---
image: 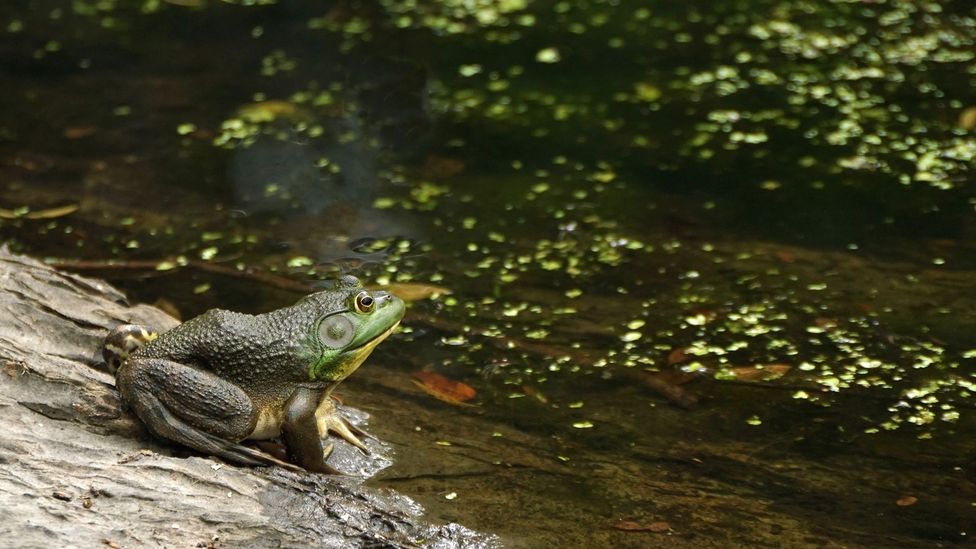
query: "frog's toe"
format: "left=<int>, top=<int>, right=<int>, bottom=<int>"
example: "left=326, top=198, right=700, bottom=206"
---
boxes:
left=315, top=398, right=371, bottom=454
left=321, top=413, right=370, bottom=454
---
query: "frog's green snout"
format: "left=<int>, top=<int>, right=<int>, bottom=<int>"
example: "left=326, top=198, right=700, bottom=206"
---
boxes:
left=371, top=291, right=405, bottom=322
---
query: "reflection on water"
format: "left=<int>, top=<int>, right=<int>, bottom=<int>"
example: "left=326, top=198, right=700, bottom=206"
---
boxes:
left=0, top=0, right=974, bottom=545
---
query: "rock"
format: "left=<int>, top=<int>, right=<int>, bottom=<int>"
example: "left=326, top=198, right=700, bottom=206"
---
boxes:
left=0, top=248, right=494, bottom=548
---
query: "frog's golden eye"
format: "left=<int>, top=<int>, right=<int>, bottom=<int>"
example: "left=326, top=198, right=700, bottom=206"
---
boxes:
left=354, top=291, right=375, bottom=313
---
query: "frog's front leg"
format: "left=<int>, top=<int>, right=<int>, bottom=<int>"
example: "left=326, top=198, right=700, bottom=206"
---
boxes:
left=117, top=357, right=300, bottom=471
left=315, top=397, right=371, bottom=454
left=282, top=388, right=341, bottom=474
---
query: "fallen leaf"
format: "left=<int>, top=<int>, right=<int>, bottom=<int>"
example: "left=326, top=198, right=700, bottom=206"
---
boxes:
left=613, top=520, right=671, bottom=532
left=667, top=347, right=690, bottom=365
left=63, top=126, right=97, bottom=139
left=775, top=250, right=796, bottom=263
left=375, top=282, right=452, bottom=302
left=896, top=495, right=917, bottom=507
left=423, top=154, right=466, bottom=178
left=959, top=107, right=976, bottom=130
left=636, top=371, right=698, bottom=409
left=412, top=371, right=477, bottom=406
left=728, top=364, right=791, bottom=382
left=521, top=384, right=549, bottom=403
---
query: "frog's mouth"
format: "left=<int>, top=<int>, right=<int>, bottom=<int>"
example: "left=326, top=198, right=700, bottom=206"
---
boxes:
left=345, top=321, right=400, bottom=367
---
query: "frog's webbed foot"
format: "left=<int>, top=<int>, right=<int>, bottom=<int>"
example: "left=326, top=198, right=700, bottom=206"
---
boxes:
left=316, top=396, right=372, bottom=454
left=103, top=324, right=158, bottom=375
left=117, top=357, right=300, bottom=472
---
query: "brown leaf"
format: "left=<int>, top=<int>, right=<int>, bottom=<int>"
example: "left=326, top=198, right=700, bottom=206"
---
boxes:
left=959, top=107, right=976, bottom=131
left=729, top=364, right=791, bottom=382
left=775, top=250, right=796, bottom=263
left=896, top=495, right=917, bottom=507
left=520, top=384, right=549, bottom=404
left=423, top=154, right=466, bottom=178
left=63, top=126, right=97, bottom=139
left=636, top=371, right=698, bottom=409
left=814, top=317, right=837, bottom=329
left=613, top=520, right=671, bottom=532
left=412, top=372, right=477, bottom=406
left=667, top=347, right=690, bottom=365
left=375, top=282, right=452, bottom=302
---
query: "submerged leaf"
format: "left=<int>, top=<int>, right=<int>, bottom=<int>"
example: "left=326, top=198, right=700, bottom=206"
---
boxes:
left=727, top=364, right=791, bottom=382
left=896, top=495, right=918, bottom=507
left=667, top=347, right=690, bottom=365
left=412, top=371, right=477, bottom=406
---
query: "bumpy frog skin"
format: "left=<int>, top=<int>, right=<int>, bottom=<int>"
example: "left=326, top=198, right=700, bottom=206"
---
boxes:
left=104, top=275, right=404, bottom=473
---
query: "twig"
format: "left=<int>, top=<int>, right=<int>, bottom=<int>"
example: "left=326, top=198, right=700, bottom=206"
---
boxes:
left=47, top=257, right=314, bottom=294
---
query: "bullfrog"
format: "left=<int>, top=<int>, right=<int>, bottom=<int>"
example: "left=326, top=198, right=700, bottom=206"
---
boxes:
left=102, top=275, right=404, bottom=473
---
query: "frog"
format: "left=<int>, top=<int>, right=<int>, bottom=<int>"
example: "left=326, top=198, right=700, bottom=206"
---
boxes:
left=102, top=275, right=404, bottom=474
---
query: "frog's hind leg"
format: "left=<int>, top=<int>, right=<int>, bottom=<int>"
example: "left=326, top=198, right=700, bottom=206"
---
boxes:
left=117, top=357, right=301, bottom=471
left=134, top=390, right=302, bottom=470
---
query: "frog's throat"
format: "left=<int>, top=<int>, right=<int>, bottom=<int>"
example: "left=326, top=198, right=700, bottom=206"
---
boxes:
left=314, top=321, right=400, bottom=388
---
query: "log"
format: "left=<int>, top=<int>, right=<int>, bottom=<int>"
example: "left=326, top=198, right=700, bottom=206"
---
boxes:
left=0, top=248, right=493, bottom=548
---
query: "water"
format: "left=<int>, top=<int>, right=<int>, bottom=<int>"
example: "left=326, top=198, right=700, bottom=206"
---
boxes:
left=1, top=0, right=974, bottom=546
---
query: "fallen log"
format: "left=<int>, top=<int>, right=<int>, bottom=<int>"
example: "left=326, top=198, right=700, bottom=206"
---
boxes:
left=0, top=248, right=493, bottom=548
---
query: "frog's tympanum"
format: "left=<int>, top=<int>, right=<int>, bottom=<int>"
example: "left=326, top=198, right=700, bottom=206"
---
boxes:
left=102, top=276, right=404, bottom=473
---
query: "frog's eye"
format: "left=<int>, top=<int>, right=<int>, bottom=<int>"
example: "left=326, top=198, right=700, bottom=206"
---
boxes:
left=354, top=291, right=375, bottom=314
left=319, top=315, right=355, bottom=348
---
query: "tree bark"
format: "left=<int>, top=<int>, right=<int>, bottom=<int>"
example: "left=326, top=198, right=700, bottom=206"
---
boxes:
left=0, top=248, right=493, bottom=548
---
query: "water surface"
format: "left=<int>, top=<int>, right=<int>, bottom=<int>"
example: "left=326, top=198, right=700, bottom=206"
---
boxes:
left=1, top=0, right=974, bottom=546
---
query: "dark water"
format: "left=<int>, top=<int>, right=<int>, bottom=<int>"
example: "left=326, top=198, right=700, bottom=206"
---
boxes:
left=1, top=0, right=974, bottom=546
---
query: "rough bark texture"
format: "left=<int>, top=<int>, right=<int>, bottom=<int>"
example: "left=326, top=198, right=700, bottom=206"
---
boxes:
left=0, top=249, right=494, bottom=548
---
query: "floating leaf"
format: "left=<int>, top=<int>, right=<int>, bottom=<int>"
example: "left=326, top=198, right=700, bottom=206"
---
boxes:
left=412, top=371, right=477, bottom=406
left=238, top=100, right=311, bottom=123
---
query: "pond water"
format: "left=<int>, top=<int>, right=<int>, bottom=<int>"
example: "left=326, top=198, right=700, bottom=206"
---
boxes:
left=1, top=0, right=974, bottom=546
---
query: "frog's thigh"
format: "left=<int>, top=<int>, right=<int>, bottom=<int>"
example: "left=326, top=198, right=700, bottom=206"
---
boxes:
left=117, top=357, right=256, bottom=443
